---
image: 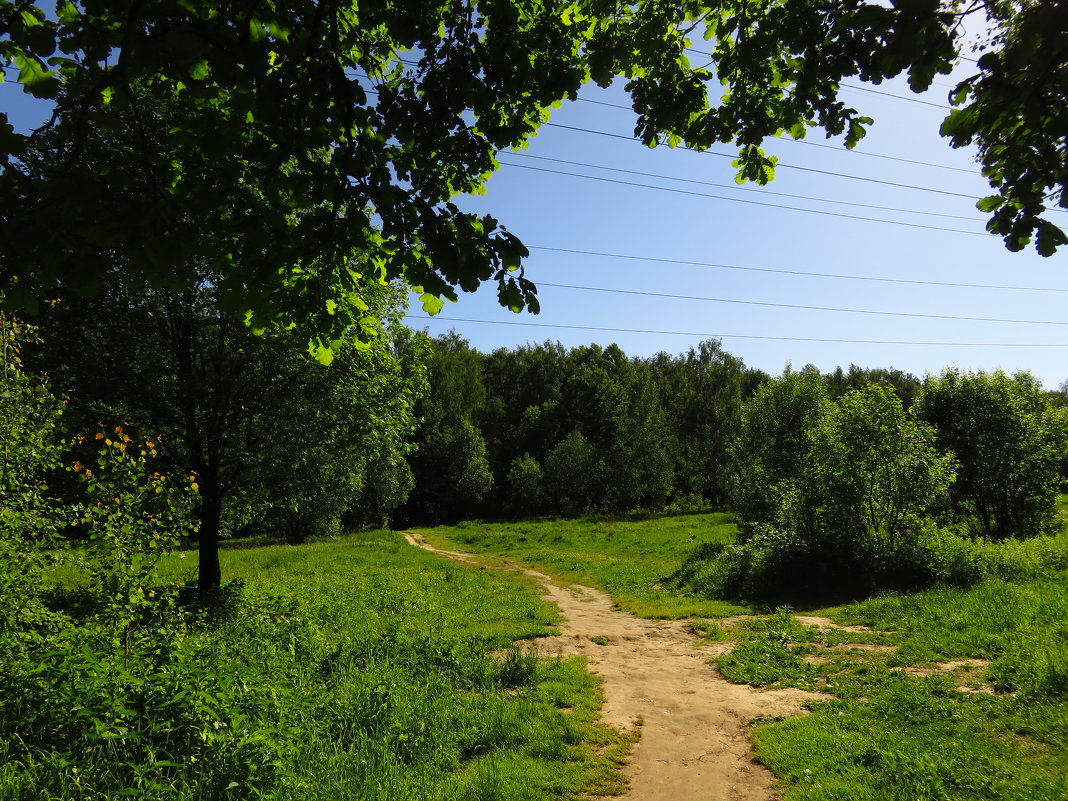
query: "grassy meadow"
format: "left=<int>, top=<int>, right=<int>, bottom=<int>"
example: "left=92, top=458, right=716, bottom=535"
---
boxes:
left=419, top=502, right=1068, bottom=801
left=6, top=531, right=630, bottom=801
left=413, top=512, right=747, bottom=618
left=13, top=500, right=1067, bottom=800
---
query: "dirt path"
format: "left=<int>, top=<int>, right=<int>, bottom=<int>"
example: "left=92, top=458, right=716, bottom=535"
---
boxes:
left=402, top=533, right=820, bottom=801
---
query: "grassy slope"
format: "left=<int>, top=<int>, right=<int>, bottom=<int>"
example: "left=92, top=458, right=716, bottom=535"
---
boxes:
left=414, top=512, right=748, bottom=618
left=419, top=502, right=1068, bottom=801
left=12, top=530, right=630, bottom=801
left=216, top=532, right=635, bottom=801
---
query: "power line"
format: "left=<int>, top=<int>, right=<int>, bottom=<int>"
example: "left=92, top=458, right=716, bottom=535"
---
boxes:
left=543, top=122, right=983, bottom=201
left=840, top=82, right=950, bottom=110
left=408, top=315, right=1068, bottom=348
left=774, top=131, right=974, bottom=174
left=0, top=64, right=979, bottom=181
left=538, top=282, right=1068, bottom=325
left=363, top=78, right=977, bottom=184
left=498, top=159, right=986, bottom=236
left=687, top=44, right=965, bottom=108
left=507, top=151, right=983, bottom=222
left=576, top=95, right=976, bottom=174
left=527, top=245, right=1068, bottom=293
left=684, top=46, right=953, bottom=109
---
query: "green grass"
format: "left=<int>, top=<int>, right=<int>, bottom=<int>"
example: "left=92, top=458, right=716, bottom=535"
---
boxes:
left=25, top=500, right=1067, bottom=801
left=4, top=529, right=631, bottom=801
left=716, top=609, right=824, bottom=691
left=416, top=504, right=1068, bottom=801
left=715, top=526, right=1068, bottom=801
left=413, top=513, right=748, bottom=618
left=752, top=671, right=1066, bottom=801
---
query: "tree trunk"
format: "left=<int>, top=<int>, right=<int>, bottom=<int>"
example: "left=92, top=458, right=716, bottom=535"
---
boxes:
left=197, top=487, right=223, bottom=594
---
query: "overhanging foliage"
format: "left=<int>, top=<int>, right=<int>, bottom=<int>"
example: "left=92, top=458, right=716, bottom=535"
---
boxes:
left=1, top=1, right=1064, bottom=358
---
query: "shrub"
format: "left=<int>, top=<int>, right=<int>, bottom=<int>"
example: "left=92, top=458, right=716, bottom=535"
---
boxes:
left=694, top=523, right=988, bottom=603
left=506, top=453, right=545, bottom=517
left=543, top=431, right=601, bottom=516
left=719, top=380, right=960, bottom=600
left=0, top=315, right=66, bottom=658
left=917, top=368, right=1066, bottom=540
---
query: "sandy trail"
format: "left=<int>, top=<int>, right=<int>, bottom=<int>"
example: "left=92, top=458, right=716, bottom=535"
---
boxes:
left=403, top=532, right=820, bottom=801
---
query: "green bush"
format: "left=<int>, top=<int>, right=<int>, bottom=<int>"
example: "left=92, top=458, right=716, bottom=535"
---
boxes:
left=687, top=521, right=990, bottom=603
left=506, top=453, right=545, bottom=517
left=718, top=380, right=959, bottom=600
left=544, top=431, right=601, bottom=516
left=918, top=369, right=1066, bottom=540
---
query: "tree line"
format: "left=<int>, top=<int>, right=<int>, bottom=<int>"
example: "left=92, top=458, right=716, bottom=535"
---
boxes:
left=399, top=331, right=1067, bottom=535
left=714, top=366, right=1068, bottom=600
left=15, top=306, right=1067, bottom=599
left=401, top=333, right=763, bottom=522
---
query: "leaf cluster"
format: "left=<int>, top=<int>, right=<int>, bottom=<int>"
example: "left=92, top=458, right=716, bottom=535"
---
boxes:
left=1, top=1, right=1063, bottom=362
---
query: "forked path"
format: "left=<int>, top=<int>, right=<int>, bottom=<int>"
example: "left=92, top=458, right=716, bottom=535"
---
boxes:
left=402, top=532, right=819, bottom=801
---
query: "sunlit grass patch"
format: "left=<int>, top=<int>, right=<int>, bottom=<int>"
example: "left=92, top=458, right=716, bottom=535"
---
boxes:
left=751, top=669, right=1067, bottom=801
left=13, top=529, right=628, bottom=801
left=414, top=513, right=749, bottom=618
left=718, top=538, right=1068, bottom=801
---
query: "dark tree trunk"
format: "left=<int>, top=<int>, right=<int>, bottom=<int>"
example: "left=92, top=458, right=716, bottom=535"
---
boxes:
left=197, top=486, right=223, bottom=594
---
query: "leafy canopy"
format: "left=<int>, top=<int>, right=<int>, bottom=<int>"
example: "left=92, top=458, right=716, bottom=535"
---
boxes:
left=1, top=1, right=1064, bottom=353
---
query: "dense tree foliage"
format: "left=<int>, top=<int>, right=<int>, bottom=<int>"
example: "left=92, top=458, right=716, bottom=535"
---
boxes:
left=0, top=315, right=64, bottom=644
left=649, top=341, right=750, bottom=505
left=0, top=315, right=59, bottom=538
left=822, top=364, right=922, bottom=407
left=405, top=332, right=493, bottom=522
left=401, top=333, right=962, bottom=526
left=699, top=367, right=1068, bottom=601
left=29, top=281, right=428, bottom=589
left=917, top=368, right=1068, bottom=540
left=505, top=452, right=546, bottom=517
left=830, top=384, right=955, bottom=551
left=718, top=376, right=962, bottom=598
left=939, top=0, right=1068, bottom=256
left=402, top=333, right=766, bottom=521
left=729, top=367, right=832, bottom=525
left=2, top=1, right=1065, bottom=359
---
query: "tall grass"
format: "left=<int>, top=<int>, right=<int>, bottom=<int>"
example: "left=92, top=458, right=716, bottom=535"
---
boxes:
left=1, top=530, right=628, bottom=800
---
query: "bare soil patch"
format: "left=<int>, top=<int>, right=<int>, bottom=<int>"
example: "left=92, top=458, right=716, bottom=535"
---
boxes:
left=791, top=614, right=994, bottom=694
left=404, top=533, right=820, bottom=801
left=793, top=615, right=887, bottom=635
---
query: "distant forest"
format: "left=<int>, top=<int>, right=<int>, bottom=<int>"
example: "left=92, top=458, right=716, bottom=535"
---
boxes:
left=400, top=332, right=962, bottom=524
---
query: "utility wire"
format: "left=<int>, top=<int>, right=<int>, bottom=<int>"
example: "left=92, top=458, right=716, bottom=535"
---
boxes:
left=543, top=122, right=983, bottom=201
left=408, top=315, right=1068, bottom=348
left=360, top=76, right=977, bottom=184
left=575, top=96, right=976, bottom=175
left=526, top=245, right=1068, bottom=293
left=840, top=81, right=950, bottom=109
left=537, top=282, right=1068, bottom=325
left=507, top=151, right=983, bottom=222
left=498, top=159, right=986, bottom=236
left=683, top=46, right=954, bottom=109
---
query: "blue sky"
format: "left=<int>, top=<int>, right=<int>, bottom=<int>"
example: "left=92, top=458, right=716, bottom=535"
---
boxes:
left=411, top=64, right=1068, bottom=389
left=4, top=56, right=1065, bottom=389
